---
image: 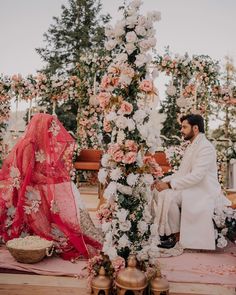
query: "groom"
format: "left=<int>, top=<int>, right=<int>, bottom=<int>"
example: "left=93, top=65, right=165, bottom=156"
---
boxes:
left=153, top=114, right=225, bottom=250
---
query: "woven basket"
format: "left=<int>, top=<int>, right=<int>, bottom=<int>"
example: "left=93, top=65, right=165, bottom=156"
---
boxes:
left=6, top=236, right=54, bottom=264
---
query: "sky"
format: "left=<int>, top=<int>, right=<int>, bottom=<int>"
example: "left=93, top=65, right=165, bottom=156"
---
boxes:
left=0, top=0, right=236, bottom=113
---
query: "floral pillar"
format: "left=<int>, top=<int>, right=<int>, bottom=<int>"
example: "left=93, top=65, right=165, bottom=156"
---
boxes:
left=97, top=0, right=163, bottom=263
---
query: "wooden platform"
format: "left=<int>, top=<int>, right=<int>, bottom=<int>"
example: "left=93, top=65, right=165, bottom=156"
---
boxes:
left=0, top=273, right=235, bottom=295
left=0, top=184, right=236, bottom=295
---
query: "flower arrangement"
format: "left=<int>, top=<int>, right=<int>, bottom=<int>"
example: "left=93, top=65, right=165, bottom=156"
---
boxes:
left=165, top=141, right=189, bottom=173
left=155, top=52, right=220, bottom=117
left=87, top=252, right=125, bottom=286
left=216, top=150, right=228, bottom=190
left=96, top=0, right=164, bottom=265
left=213, top=207, right=236, bottom=248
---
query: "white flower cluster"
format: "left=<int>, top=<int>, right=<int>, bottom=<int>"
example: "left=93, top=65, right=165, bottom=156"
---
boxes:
left=213, top=207, right=236, bottom=248
left=104, top=1, right=161, bottom=68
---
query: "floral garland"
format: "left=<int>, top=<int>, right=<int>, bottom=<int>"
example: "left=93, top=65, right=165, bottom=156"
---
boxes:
left=213, top=207, right=236, bottom=248
left=74, top=51, right=111, bottom=150
left=155, top=52, right=220, bottom=122
left=216, top=150, right=228, bottom=190
left=96, top=0, right=164, bottom=265
left=0, top=75, right=11, bottom=166
left=165, top=141, right=189, bottom=173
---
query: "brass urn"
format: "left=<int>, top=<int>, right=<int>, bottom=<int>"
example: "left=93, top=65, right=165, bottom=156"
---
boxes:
left=91, top=266, right=112, bottom=295
left=115, top=255, right=147, bottom=295
left=150, top=267, right=169, bottom=295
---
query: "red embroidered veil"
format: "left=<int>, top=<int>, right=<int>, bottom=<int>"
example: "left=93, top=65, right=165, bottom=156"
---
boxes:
left=0, top=113, right=102, bottom=259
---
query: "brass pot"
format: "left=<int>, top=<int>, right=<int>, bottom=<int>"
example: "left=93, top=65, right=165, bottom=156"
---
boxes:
left=91, top=266, right=112, bottom=295
left=116, top=255, right=147, bottom=294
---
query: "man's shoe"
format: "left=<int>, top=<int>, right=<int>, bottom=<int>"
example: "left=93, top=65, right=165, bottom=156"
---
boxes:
left=158, top=234, right=176, bottom=249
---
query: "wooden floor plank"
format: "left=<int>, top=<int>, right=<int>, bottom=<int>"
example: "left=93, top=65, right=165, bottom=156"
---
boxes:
left=0, top=274, right=235, bottom=295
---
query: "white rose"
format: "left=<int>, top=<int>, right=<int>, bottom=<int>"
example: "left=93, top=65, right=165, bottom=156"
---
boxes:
left=116, top=208, right=129, bottom=223
left=119, top=74, right=132, bottom=86
left=115, top=53, right=128, bottom=63
left=118, top=234, right=131, bottom=248
left=110, top=167, right=122, bottom=181
left=138, top=124, right=149, bottom=139
left=135, top=53, right=151, bottom=67
left=114, top=23, right=125, bottom=37
left=117, top=183, right=133, bottom=195
left=117, top=130, right=126, bottom=144
left=106, top=246, right=118, bottom=261
left=101, top=154, right=111, bottom=167
left=127, top=118, right=136, bottom=131
left=105, top=39, right=117, bottom=51
left=142, top=174, right=154, bottom=185
left=125, top=43, right=136, bottom=55
left=136, top=151, right=144, bottom=167
left=119, top=220, right=132, bottom=232
left=102, top=222, right=111, bottom=233
left=106, top=111, right=117, bottom=122
left=105, top=25, right=114, bottom=38
left=98, top=168, right=108, bottom=184
left=139, top=39, right=151, bottom=52
left=166, top=85, right=176, bottom=96
left=176, top=97, right=188, bottom=108
left=217, top=236, right=228, bottom=248
left=126, top=15, right=138, bottom=28
left=137, top=249, right=149, bottom=261
left=138, top=220, right=148, bottom=234
left=138, top=15, right=147, bottom=26
left=115, top=116, right=128, bottom=129
left=127, top=173, right=139, bottom=186
left=133, top=109, right=147, bottom=123
left=104, top=182, right=117, bottom=199
left=130, top=0, right=142, bottom=9
left=127, top=7, right=137, bottom=16
left=135, top=25, right=147, bottom=36
left=126, top=31, right=137, bottom=43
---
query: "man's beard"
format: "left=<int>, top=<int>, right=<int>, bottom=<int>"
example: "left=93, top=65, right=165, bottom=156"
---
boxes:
left=182, top=129, right=194, bottom=141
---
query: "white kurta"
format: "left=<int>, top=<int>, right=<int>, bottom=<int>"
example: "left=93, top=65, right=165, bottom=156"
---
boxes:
left=154, top=133, right=222, bottom=250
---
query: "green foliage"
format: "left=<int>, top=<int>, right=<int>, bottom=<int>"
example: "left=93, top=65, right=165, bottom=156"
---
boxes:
left=35, top=0, right=111, bottom=132
left=159, top=78, right=181, bottom=146
left=36, top=0, right=110, bottom=74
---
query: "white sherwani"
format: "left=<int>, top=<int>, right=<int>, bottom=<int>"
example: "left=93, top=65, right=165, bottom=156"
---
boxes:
left=154, top=133, right=222, bottom=250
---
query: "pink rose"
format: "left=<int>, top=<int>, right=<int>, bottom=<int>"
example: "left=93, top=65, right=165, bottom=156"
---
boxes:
left=101, top=75, right=112, bottom=89
left=113, top=150, right=124, bottom=162
left=97, top=92, right=111, bottom=109
left=108, top=143, right=121, bottom=155
left=103, top=119, right=112, bottom=133
left=125, top=140, right=138, bottom=152
left=123, top=152, right=137, bottom=164
left=119, top=101, right=133, bottom=115
left=139, top=80, right=154, bottom=93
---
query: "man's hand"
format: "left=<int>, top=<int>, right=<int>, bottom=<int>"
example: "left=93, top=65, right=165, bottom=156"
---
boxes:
left=152, top=180, right=170, bottom=192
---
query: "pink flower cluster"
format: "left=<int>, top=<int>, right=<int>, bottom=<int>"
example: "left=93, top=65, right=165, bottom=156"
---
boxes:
left=107, top=141, right=138, bottom=164
left=111, top=256, right=126, bottom=277
left=182, top=84, right=196, bottom=98
left=143, top=155, right=163, bottom=177
left=139, top=79, right=155, bottom=94
left=97, top=203, right=115, bottom=223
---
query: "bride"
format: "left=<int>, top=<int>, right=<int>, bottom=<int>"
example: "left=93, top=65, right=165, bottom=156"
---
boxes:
left=0, top=113, right=103, bottom=260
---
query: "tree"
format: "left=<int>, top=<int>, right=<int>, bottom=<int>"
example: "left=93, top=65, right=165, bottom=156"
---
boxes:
left=36, top=0, right=110, bottom=74
left=159, top=77, right=181, bottom=146
left=35, top=0, right=110, bottom=133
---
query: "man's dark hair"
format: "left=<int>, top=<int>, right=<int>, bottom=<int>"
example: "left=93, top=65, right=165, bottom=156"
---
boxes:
left=180, top=114, right=205, bottom=133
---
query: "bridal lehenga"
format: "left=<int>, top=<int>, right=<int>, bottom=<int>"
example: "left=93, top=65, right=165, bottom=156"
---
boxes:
left=0, top=113, right=102, bottom=260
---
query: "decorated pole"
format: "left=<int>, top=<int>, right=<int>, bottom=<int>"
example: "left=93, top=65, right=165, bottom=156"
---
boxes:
left=97, top=0, right=164, bottom=264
